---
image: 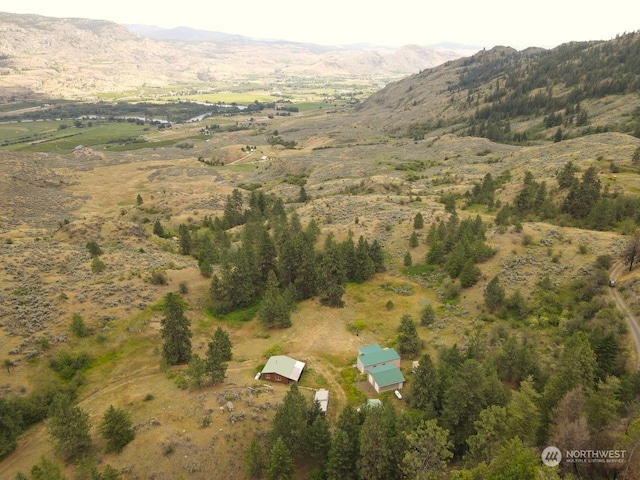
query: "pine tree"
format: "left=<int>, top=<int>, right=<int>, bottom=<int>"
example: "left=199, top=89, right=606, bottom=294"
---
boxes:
left=318, top=235, right=346, bottom=307
left=401, top=419, right=453, bottom=479
left=403, top=251, right=412, bottom=267
left=47, top=394, right=92, bottom=460
left=244, top=437, right=265, bottom=479
left=484, top=275, right=505, bottom=312
left=187, top=353, right=206, bottom=389
left=269, top=384, right=309, bottom=460
left=260, top=271, right=292, bottom=328
left=99, top=405, right=134, bottom=453
left=409, top=231, right=419, bottom=248
left=0, top=397, right=22, bottom=458
left=459, top=260, right=481, bottom=288
left=413, top=212, right=424, bottom=229
left=205, top=340, right=228, bottom=385
left=409, top=353, right=441, bottom=415
left=420, top=303, right=436, bottom=326
left=211, top=327, right=232, bottom=361
left=160, top=292, right=192, bottom=365
left=178, top=224, right=191, bottom=255
left=326, top=405, right=361, bottom=480
left=397, top=314, right=422, bottom=357
left=153, top=219, right=165, bottom=237
left=265, top=437, right=295, bottom=480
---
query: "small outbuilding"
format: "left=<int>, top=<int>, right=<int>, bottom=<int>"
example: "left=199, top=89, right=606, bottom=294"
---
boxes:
left=314, top=389, right=329, bottom=412
left=259, top=355, right=306, bottom=384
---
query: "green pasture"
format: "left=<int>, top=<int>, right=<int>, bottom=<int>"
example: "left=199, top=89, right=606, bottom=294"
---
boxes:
left=0, top=120, right=153, bottom=153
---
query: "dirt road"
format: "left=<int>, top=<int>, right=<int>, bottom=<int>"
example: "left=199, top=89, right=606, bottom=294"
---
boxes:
left=610, top=262, right=640, bottom=370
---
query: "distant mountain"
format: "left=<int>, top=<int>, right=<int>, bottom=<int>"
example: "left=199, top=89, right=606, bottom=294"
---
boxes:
left=0, top=12, right=468, bottom=100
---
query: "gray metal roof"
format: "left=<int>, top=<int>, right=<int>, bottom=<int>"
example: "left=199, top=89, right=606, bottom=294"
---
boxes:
left=261, top=355, right=306, bottom=381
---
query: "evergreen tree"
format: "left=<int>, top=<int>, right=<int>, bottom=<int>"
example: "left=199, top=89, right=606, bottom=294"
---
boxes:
left=484, top=275, right=505, bottom=312
left=298, top=186, right=309, bottom=203
left=459, top=260, right=481, bottom=288
left=186, top=353, right=206, bottom=389
left=413, top=212, right=424, bottom=229
left=178, top=224, right=191, bottom=255
left=307, top=413, right=331, bottom=469
left=269, top=384, right=309, bottom=460
left=397, top=314, right=422, bottom=357
left=326, top=406, right=361, bottom=480
left=153, top=219, right=165, bottom=238
left=487, top=438, right=538, bottom=480
left=506, top=377, right=541, bottom=446
left=409, top=353, right=441, bottom=416
left=403, top=251, right=412, bottom=267
left=70, top=312, right=89, bottom=337
left=98, top=405, right=134, bottom=453
left=244, top=437, right=265, bottom=479
left=623, top=229, right=640, bottom=271
left=369, top=239, right=386, bottom=272
left=358, top=403, right=402, bottom=480
left=0, top=397, right=22, bottom=458
left=318, top=235, right=346, bottom=307
left=160, top=292, right=192, bottom=365
left=260, top=271, right=292, bottom=328
left=265, top=437, right=295, bottom=480
left=23, top=456, right=68, bottom=480
left=211, top=327, right=232, bottom=361
left=401, top=419, right=453, bottom=480
left=205, top=339, right=228, bottom=385
left=466, top=405, right=507, bottom=463
left=556, top=161, right=577, bottom=189
left=440, top=359, right=509, bottom=454
left=86, top=241, right=103, bottom=257
left=409, top=231, right=419, bottom=248
left=420, top=303, right=437, bottom=326
left=352, top=236, right=375, bottom=282
left=222, top=188, right=245, bottom=229
left=47, top=394, right=92, bottom=460
left=136, top=194, right=143, bottom=206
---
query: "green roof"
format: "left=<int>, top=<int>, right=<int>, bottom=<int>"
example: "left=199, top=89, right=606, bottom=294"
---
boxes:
left=368, top=363, right=405, bottom=387
left=359, top=344, right=400, bottom=368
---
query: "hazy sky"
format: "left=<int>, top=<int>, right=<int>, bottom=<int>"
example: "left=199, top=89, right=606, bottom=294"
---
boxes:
left=4, top=1, right=640, bottom=49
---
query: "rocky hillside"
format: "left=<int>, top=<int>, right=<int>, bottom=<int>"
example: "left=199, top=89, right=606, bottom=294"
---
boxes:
left=356, top=32, right=640, bottom=142
left=0, top=11, right=465, bottom=99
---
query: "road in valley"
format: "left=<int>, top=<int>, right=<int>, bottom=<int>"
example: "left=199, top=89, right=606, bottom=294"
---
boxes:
left=610, top=262, right=640, bottom=371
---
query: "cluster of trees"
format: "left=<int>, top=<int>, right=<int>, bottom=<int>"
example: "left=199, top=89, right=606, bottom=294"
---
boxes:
left=159, top=291, right=233, bottom=390
left=165, top=190, right=385, bottom=323
left=7, top=392, right=133, bottom=479
left=490, top=163, right=640, bottom=231
left=424, top=210, right=495, bottom=288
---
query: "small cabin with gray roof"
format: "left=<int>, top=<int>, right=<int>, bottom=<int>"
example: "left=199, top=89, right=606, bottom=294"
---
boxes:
left=260, top=355, right=306, bottom=385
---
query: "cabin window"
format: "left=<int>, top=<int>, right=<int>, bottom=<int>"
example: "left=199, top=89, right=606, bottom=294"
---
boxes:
left=265, top=374, right=271, bottom=379
left=275, top=375, right=282, bottom=381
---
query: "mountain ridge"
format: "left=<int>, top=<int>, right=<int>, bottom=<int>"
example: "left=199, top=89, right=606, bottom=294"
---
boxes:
left=0, top=11, right=468, bottom=100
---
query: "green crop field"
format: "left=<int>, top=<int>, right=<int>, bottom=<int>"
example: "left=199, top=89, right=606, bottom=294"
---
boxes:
left=1, top=120, right=153, bottom=153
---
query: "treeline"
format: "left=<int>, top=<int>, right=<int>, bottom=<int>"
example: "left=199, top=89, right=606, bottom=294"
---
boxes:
left=3, top=100, right=245, bottom=123
left=155, top=190, right=385, bottom=324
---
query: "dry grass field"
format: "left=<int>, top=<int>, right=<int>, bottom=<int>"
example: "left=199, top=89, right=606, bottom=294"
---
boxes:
left=1, top=107, right=640, bottom=479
